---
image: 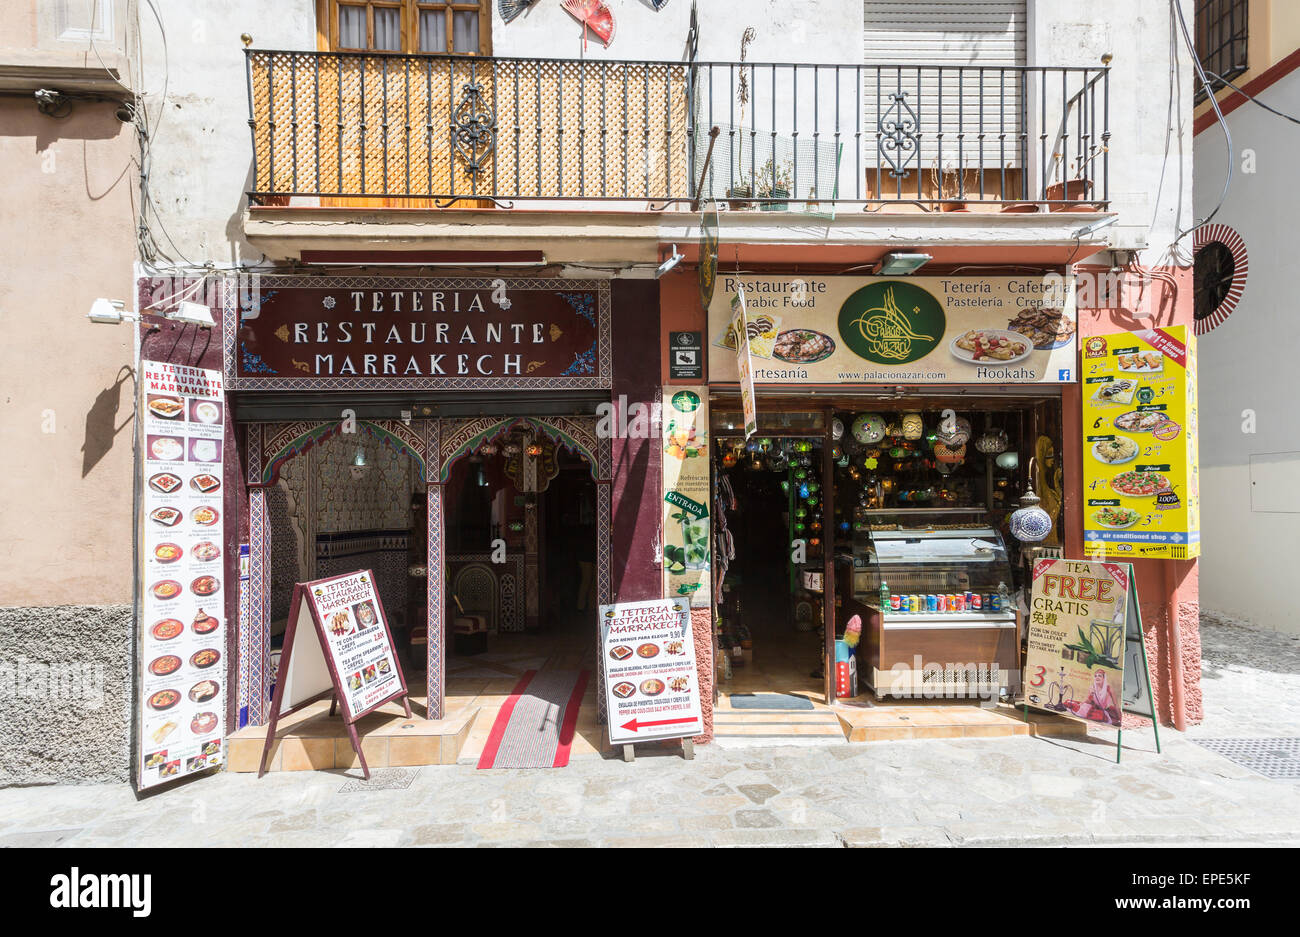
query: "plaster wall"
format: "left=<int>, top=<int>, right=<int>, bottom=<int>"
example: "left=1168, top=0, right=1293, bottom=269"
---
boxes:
left=1193, top=64, right=1300, bottom=634
left=1028, top=0, right=1196, bottom=255
left=0, top=99, right=137, bottom=606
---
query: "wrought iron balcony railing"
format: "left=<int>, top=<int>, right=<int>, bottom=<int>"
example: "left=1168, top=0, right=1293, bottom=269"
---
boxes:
left=246, top=49, right=1109, bottom=211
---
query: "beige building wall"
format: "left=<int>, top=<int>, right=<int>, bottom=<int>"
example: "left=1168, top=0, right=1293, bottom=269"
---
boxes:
left=1195, top=0, right=1300, bottom=120
left=0, top=0, right=139, bottom=784
left=0, top=99, right=137, bottom=605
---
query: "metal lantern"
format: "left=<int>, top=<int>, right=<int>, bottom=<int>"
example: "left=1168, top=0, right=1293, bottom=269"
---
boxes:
left=934, top=442, right=966, bottom=464
left=1009, top=459, right=1053, bottom=543
left=851, top=413, right=886, bottom=444
left=995, top=450, right=1020, bottom=471
left=975, top=427, right=1009, bottom=454
left=832, top=417, right=845, bottom=440
left=936, top=415, right=972, bottom=447
left=901, top=411, right=924, bottom=440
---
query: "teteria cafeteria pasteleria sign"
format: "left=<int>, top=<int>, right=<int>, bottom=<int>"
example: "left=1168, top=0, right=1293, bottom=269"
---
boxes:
left=228, top=276, right=611, bottom=390
left=707, top=275, right=1078, bottom=384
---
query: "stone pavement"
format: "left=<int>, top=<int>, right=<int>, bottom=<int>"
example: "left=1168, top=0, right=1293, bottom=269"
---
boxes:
left=1, top=615, right=1297, bottom=848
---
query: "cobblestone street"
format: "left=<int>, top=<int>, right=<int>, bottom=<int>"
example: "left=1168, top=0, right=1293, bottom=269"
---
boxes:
left=1, top=616, right=1297, bottom=848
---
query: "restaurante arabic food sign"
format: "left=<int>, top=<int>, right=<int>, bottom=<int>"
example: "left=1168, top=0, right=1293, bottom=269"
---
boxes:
left=227, top=276, right=611, bottom=391
left=706, top=275, right=1078, bottom=385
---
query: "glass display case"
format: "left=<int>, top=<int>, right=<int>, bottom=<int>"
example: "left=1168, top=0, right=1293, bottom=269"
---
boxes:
left=853, top=510, right=1014, bottom=611
left=847, top=510, right=1020, bottom=698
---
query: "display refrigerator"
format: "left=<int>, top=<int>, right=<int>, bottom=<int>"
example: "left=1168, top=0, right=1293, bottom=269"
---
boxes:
left=852, top=510, right=1020, bottom=699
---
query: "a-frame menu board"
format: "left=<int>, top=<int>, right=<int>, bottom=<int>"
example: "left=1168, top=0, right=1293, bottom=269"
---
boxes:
left=258, top=570, right=411, bottom=779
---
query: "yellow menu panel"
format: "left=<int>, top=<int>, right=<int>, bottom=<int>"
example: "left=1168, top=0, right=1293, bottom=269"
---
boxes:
left=1081, top=326, right=1200, bottom=560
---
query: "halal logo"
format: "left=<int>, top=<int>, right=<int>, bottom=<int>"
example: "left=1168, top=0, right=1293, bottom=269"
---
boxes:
left=837, top=282, right=944, bottom=365
left=1085, top=336, right=1107, bottom=358
left=671, top=390, right=700, bottom=413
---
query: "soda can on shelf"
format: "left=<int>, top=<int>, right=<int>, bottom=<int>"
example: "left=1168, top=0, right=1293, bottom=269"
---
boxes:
left=910, top=595, right=921, bottom=613
left=926, top=594, right=937, bottom=612
left=954, top=594, right=966, bottom=612
left=971, top=592, right=982, bottom=610
left=890, top=594, right=901, bottom=611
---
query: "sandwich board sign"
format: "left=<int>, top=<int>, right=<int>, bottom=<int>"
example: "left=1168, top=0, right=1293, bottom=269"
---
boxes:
left=258, top=570, right=410, bottom=779
left=1023, top=559, right=1159, bottom=762
left=601, top=598, right=703, bottom=752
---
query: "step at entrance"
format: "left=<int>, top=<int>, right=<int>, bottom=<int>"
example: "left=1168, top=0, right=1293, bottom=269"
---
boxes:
left=712, top=707, right=848, bottom=745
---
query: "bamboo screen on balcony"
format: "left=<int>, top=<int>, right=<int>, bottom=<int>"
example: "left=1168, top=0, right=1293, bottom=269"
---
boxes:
left=248, top=52, right=691, bottom=203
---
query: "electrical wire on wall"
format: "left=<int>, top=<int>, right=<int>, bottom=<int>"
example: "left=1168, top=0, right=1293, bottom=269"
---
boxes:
left=1205, top=71, right=1300, bottom=126
left=1171, top=0, right=1233, bottom=249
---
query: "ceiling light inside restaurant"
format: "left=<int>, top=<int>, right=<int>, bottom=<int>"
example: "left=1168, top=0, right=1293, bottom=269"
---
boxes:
left=873, top=252, right=932, bottom=276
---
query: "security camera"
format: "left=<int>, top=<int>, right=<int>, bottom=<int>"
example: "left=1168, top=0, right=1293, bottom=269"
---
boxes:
left=87, top=298, right=135, bottom=324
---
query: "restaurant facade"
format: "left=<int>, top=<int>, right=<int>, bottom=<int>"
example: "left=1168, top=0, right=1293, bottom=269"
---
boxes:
left=1, top=0, right=1204, bottom=787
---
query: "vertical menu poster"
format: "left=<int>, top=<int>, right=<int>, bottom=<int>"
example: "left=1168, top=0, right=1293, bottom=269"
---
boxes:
left=137, top=360, right=227, bottom=789
left=662, top=387, right=711, bottom=608
left=1081, top=325, right=1200, bottom=559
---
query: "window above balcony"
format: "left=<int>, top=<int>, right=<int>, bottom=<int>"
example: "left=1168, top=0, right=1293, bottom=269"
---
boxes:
left=323, top=0, right=490, bottom=55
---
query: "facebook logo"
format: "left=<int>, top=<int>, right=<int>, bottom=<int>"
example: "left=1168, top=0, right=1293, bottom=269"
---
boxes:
left=1058, top=368, right=1072, bottom=381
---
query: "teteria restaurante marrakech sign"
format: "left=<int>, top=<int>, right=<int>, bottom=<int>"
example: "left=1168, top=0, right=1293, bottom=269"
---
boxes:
left=706, top=275, right=1079, bottom=385
left=227, top=277, right=611, bottom=390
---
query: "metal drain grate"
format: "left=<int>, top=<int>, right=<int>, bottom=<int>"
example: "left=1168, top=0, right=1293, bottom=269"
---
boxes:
left=337, top=768, right=418, bottom=793
left=1192, top=737, right=1300, bottom=780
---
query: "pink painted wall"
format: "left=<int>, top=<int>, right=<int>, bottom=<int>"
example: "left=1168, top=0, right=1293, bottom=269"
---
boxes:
left=1071, top=263, right=1201, bottom=728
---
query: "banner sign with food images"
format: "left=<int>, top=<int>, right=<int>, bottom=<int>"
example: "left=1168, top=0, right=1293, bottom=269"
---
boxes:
left=137, top=360, right=227, bottom=790
left=258, top=572, right=411, bottom=779
left=1081, top=325, right=1200, bottom=559
left=662, top=387, right=711, bottom=608
left=601, top=598, right=704, bottom=746
left=729, top=288, right=758, bottom=436
left=707, top=275, right=1078, bottom=385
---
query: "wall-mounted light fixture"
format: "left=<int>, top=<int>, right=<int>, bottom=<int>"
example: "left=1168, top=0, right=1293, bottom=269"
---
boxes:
left=656, top=244, right=684, bottom=278
left=873, top=252, right=932, bottom=276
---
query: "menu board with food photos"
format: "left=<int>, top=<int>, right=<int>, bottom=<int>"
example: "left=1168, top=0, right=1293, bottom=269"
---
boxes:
left=301, top=571, right=406, bottom=721
left=1081, top=325, right=1200, bottom=560
left=601, top=598, right=703, bottom=747
left=137, top=360, right=227, bottom=790
left=258, top=572, right=410, bottom=779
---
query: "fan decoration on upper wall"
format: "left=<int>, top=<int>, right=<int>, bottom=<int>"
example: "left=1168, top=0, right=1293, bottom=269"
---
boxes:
left=562, top=0, right=616, bottom=46
left=499, top=0, right=539, bottom=23
left=1192, top=223, right=1248, bottom=336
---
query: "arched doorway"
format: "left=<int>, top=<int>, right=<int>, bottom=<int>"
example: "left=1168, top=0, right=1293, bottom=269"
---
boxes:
left=240, top=416, right=611, bottom=727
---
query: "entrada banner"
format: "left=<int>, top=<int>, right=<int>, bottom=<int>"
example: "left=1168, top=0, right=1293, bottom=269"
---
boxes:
left=706, top=275, right=1078, bottom=385
left=226, top=276, right=611, bottom=391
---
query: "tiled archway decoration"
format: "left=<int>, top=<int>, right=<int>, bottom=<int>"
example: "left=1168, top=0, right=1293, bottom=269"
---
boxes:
left=437, top=415, right=613, bottom=721
left=240, top=419, right=434, bottom=727
left=260, top=419, right=427, bottom=485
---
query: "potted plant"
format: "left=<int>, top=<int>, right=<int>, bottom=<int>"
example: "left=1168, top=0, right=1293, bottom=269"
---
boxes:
left=930, top=163, right=967, bottom=212
left=728, top=26, right=758, bottom=210
left=756, top=157, right=793, bottom=211
left=1045, top=153, right=1098, bottom=209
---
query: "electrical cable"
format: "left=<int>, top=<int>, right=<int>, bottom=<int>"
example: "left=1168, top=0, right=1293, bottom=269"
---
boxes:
left=1171, top=0, right=1232, bottom=246
left=1204, top=70, right=1300, bottom=126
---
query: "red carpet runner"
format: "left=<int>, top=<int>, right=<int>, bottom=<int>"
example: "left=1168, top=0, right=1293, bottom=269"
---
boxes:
left=477, top=669, right=590, bottom=769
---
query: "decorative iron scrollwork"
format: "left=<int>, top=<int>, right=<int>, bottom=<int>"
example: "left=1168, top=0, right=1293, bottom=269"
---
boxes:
left=451, top=80, right=496, bottom=176
left=878, top=91, right=918, bottom=179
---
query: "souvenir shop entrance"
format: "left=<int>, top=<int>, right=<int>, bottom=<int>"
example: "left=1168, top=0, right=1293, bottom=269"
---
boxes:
left=710, top=392, right=1066, bottom=715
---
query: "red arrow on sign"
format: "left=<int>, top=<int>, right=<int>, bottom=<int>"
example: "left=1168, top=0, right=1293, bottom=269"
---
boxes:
left=620, top=716, right=696, bottom=732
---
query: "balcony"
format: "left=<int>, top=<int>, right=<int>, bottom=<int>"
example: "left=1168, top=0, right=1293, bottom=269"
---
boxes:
left=245, top=49, right=1109, bottom=212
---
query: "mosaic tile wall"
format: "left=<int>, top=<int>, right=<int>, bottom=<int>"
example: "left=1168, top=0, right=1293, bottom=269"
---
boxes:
left=314, top=433, right=413, bottom=535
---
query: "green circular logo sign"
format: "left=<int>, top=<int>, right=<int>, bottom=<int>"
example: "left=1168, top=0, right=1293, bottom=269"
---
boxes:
left=671, top=390, right=701, bottom=413
left=837, top=281, right=946, bottom=365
